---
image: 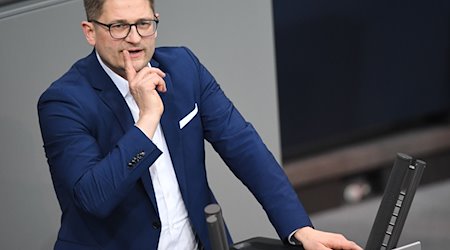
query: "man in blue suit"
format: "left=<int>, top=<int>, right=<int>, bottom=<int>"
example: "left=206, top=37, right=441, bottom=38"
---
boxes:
left=38, top=0, right=362, bottom=249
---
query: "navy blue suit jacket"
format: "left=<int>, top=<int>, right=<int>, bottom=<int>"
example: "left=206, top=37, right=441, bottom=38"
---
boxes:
left=38, top=47, right=312, bottom=250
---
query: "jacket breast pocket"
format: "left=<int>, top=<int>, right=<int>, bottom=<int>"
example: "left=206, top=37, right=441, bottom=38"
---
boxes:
left=179, top=103, right=198, bottom=129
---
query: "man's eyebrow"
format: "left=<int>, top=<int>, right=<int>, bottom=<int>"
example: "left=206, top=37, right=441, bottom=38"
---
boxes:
left=108, top=18, right=155, bottom=23
left=108, top=19, right=127, bottom=23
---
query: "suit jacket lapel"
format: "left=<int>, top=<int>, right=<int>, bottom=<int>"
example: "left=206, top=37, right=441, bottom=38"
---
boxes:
left=137, top=68, right=190, bottom=217
left=157, top=70, right=190, bottom=207
left=82, top=51, right=134, bottom=132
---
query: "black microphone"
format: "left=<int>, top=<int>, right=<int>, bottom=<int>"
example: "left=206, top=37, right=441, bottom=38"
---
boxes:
left=205, top=204, right=229, bottom=250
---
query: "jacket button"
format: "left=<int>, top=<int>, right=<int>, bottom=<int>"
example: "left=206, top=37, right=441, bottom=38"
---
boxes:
left=152, top=221, right=161, bottom=229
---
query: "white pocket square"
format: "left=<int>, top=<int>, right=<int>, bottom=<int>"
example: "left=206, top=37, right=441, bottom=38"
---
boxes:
left=179, top=103, right=198, bottom=129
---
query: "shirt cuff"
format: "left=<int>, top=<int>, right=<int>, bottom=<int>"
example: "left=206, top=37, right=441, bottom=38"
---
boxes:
left=288, top=229, right=302, bottom=245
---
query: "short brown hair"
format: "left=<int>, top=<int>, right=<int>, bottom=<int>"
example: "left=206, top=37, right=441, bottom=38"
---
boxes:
left=83, top=0, right=155, bottom=20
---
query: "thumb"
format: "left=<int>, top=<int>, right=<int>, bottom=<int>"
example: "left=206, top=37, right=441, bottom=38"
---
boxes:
left=123, top=50, right=136, bottom=81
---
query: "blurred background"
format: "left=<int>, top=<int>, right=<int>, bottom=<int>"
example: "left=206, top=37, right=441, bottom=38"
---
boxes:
left=1, top=0, right=449, bottom=249
left=273, top=1, right=450, bottom=248
left=273, top=0, right=450, bottom=249
left=273, top=0, right=450, bottom=212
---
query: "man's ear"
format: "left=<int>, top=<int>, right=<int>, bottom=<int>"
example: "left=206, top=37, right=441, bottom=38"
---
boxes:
left=81, top=21, right=96, bottom=46
left=154, top=13, right=160, bottom=38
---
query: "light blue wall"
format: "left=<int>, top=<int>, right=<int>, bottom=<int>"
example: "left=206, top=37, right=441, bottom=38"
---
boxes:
left=0, top=0, right=281, bottom=249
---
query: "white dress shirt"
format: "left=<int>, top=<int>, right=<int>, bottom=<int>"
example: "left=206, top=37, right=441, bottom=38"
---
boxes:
left=97, top=53, right=198, bottom=250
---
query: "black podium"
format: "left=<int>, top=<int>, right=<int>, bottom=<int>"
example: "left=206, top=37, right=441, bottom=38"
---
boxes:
left=231, top=237, right=303, bottom=250
left=204, top=204, right=303, bottom=250
left=205, top=153, right=424, bottom=250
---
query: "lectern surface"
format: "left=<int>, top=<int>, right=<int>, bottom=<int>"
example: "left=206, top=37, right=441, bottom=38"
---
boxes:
left=230, top=237, right=303, bottom=250
left=229, top=237, right=420, bottom=250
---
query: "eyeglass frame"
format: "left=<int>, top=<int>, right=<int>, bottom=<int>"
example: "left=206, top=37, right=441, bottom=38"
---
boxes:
left=89, top=19, right=159, bottom=39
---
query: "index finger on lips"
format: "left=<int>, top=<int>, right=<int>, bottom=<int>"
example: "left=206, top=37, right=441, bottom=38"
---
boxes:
left=122, top=50, right=136, bottom=81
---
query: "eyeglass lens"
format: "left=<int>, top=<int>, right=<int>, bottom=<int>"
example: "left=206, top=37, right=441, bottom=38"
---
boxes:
left=109, top=21, right=157, bottom=39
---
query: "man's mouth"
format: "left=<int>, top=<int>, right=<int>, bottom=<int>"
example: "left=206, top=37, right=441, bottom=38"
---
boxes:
left=125, top=49, right=144, bottom=57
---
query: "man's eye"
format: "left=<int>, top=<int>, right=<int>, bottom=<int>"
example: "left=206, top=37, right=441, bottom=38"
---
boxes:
left=137, top=22, right=152, bottom=28
left=111, top=24, right=128, bottom=30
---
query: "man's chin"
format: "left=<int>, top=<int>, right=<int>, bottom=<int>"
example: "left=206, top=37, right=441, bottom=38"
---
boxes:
left=134, top=62, right=149, bottom=72
left=130, top=58, right=148, bottom=69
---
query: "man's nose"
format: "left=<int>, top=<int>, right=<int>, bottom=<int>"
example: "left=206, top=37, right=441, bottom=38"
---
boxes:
left=125, top=25, right=141, bottom=42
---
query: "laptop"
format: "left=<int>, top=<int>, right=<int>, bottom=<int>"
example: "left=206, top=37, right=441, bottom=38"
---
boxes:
left=206, top=153, right=425, bottom=250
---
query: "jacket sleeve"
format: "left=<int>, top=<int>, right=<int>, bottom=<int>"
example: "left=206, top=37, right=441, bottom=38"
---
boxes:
left=38, top=85, right=162, bottom=218
left=183, top=47, right=313, bottom=240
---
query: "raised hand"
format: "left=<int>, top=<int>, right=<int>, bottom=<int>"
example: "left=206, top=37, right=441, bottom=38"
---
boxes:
left=123, top=50, right=167, bottom=138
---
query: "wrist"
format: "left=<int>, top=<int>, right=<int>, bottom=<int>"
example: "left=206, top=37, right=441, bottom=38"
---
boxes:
left=294, top=226, right=314, bottom=244
left=135, top=114, right=160, bottom=139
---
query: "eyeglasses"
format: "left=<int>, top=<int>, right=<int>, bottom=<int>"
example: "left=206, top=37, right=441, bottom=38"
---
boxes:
left=90, top=19, right=159, bottom=39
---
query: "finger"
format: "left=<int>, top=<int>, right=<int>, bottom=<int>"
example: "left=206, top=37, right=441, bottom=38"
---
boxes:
left=122, top=50, right=136, bottom=81
left=147, top=74, right=167, bottom=93
left=155, top=77, right=166, bottom=92
left=144, top=67, right=166, bottom=92
left=325, top=234, right=362, bottom=250
left=147, top=67, right=166, bottom=78
left=346, top=240, right=363, bottom=250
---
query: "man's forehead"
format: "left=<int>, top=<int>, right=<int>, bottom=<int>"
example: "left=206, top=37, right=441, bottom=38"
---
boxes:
left=100, top=0, right=154, bottom=19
